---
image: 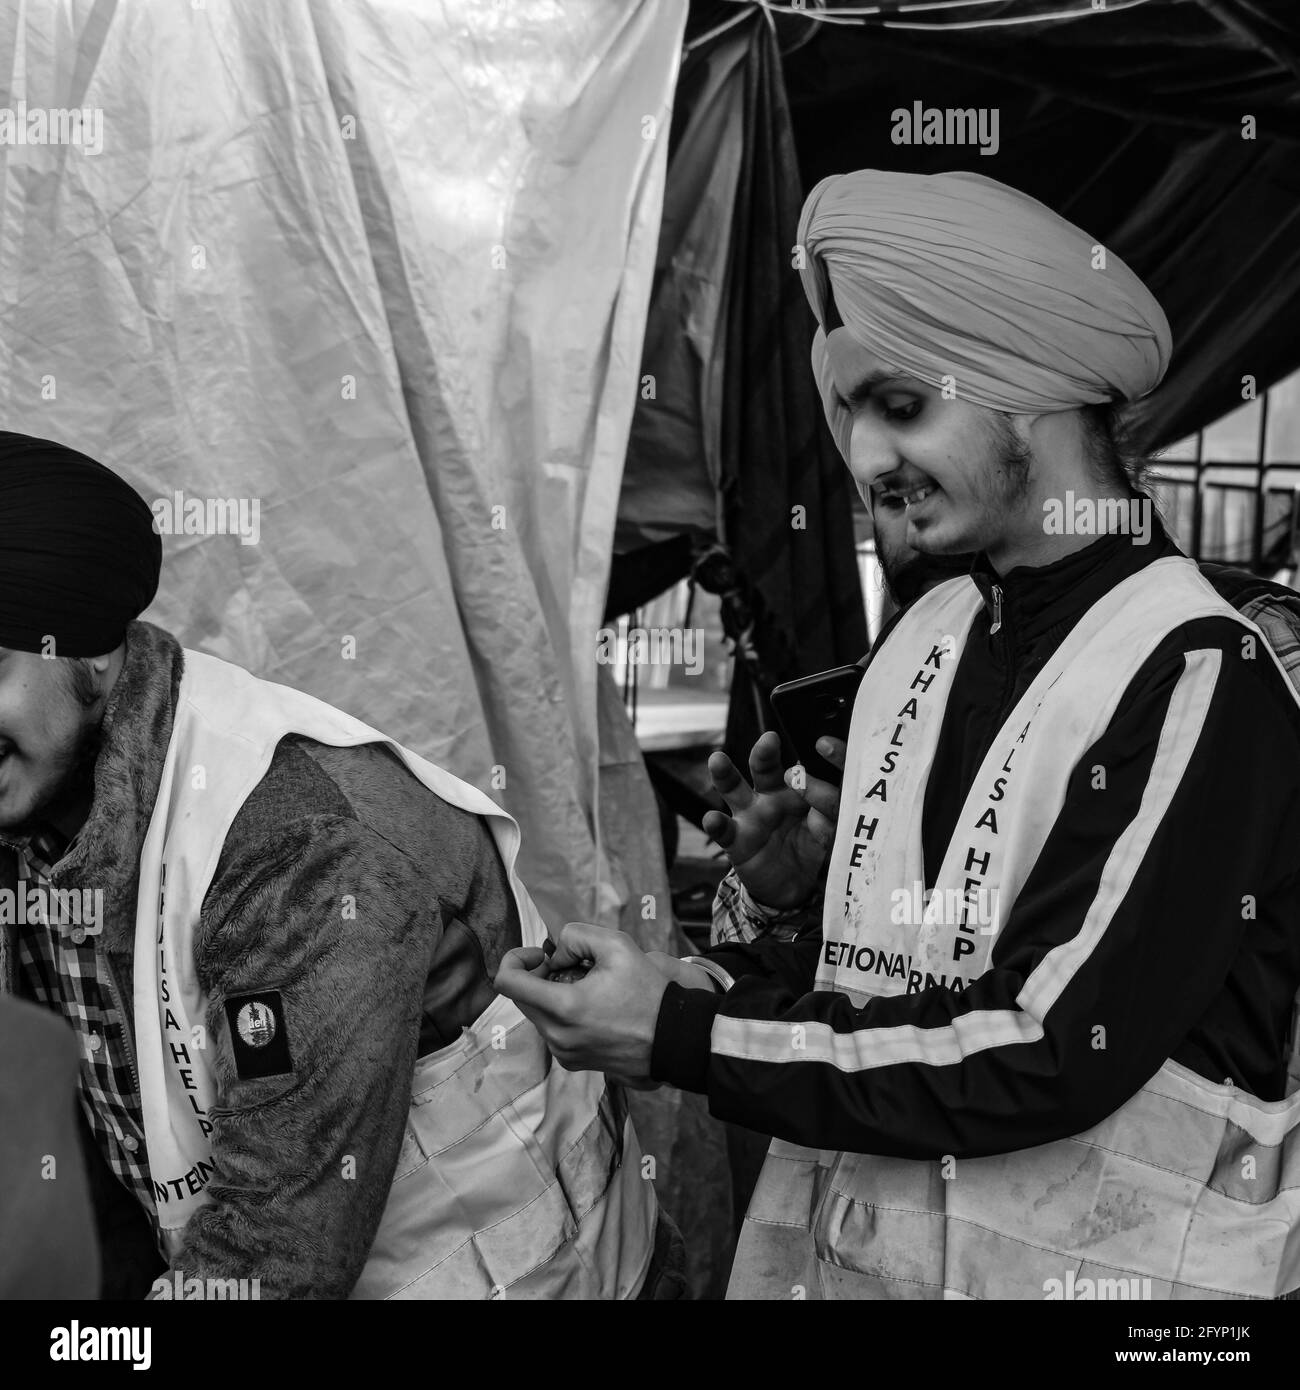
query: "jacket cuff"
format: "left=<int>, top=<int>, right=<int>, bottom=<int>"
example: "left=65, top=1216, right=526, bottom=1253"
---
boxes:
left=650, top=982, right=720, bottom=1094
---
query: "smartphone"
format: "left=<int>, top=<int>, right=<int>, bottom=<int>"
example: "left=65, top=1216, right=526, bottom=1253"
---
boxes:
left=770, top=664, right=865, bottom=785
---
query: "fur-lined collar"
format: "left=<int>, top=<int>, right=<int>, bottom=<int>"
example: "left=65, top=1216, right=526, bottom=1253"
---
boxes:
left=48, top=621, right=185, bottom=953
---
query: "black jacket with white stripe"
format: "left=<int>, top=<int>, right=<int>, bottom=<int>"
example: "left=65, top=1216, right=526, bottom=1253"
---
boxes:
left=651, top=518, right=1300, bottom=1159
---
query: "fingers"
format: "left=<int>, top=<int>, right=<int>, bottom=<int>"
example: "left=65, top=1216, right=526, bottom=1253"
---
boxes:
left=785, top=735, right=846, bottom=823
left=790, top=768, right=841, bottom=823
left=747, top=730, right=787, bottom=793
left=495, top=946, right=545, bottom=988
left=712, top=730, right=799, bottom=801
left=803, top=805, right=837, bottom=850
left=707, top=749, right=754, bottom=815
left=707, top=732, right=793, bottom=838
left=494, top=947, right=574, bottom=1016
left=701, top=808, right=736, bottom=849
left=816, top=736, right=847, bottom=772
left=545, top=934, right=592, bottom=974
left=555, top=921, right=628, bottom=967
left=509, top=946, right=548, bottom=972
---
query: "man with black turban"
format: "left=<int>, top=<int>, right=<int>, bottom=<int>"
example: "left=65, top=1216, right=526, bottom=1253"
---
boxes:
left=499, top=170, right=1300, bottom=1300
left=0, top=431, right=674, bottom=1300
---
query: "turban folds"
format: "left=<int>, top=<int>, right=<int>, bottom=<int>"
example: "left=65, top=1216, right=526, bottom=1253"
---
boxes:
left=796, top=170, right=1172, bottom=457
left=0, top=432, right=161, bottom=657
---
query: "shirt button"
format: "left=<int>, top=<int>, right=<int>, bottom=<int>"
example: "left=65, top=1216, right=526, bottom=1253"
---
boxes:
left=88, top=1034, right=103, bottom=1053
left=70, top=927, right=86, bottom=944
left=121, top=1135, right=139, bottom=1153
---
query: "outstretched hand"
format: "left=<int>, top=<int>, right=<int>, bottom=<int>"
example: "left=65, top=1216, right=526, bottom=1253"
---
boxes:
left=702, top=729, right=845, bottom=908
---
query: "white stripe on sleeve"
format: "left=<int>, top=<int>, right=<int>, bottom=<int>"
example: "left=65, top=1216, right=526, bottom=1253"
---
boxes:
left=710, top=648, right=1221, bottom=1074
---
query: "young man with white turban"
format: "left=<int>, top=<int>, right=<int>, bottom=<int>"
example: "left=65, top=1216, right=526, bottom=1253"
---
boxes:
left=499, top=170, right=1300, bottom=1300
left=0, top=432, right=672, bottom=1299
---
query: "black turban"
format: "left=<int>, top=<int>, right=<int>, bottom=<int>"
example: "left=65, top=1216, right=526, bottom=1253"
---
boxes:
left=0, top=431, right=162, bottom=657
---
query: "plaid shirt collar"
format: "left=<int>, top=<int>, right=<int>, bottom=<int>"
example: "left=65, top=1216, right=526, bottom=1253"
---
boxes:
left=0, top=825, right=78, bottom=880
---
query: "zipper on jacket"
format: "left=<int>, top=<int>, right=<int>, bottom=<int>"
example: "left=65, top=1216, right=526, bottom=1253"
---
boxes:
left=99, top=946, right=169, bottom=1241
left=101, top=948, right=144, bottom=1124
left=990, top=581, right=1018, bottom=714
left=103, top=947, right=169, bottom=1257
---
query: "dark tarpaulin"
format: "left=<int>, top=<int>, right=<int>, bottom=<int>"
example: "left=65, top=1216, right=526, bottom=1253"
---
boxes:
left=617, top=0, right=1300, bottom=744
left=616, top=8, right=869, bottom=761
left=777, top=0, right=1300, bottom=453
left=716, top=13, right=869, bottom=760
left=1111, top=133, right=1300, bottom=450
left=614, top=26, right=748, bottom=560
left=614, top=8, right=867, bottom=761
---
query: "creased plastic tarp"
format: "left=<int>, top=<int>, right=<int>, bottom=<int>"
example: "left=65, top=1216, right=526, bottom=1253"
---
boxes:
left=0, top=0, right=687, bottom=934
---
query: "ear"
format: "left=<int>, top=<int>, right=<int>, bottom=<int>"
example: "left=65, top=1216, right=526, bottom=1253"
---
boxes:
left=87, top=642, right=126, bottom=678
left=1017, top=411, right=1068, bottom=461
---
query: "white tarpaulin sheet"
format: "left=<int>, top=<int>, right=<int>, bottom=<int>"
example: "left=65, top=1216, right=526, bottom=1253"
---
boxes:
left=0, top=0, right=686, bottom=928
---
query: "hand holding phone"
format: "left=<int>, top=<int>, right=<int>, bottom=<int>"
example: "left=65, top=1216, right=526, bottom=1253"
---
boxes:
left=769, top=664, right=864, bottom=786
left=703, top=730, right=842, bottom=910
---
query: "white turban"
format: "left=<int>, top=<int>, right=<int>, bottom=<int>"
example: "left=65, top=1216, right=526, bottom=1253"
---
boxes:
left=796, top=169, right=1172, bottom=457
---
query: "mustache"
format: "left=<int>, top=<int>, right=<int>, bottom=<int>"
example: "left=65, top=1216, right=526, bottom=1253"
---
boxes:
left=872, top=472, right=933, bottom=502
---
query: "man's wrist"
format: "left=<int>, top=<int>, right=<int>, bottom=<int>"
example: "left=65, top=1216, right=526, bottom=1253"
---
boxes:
left=679, top=955, right=734, bottom=993
left=650, top=982, right=720, bottom=1093
left=712, top=869, right=823, bottom=948
left=741, top=883, right=800, bottom=917
left=738, top=880, right=822, bottom=929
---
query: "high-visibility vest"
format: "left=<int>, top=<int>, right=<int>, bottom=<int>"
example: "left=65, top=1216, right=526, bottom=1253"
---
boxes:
left=729, top=557, right=1300, bottom=1300
left=134, top=648, right=657, bottom=1298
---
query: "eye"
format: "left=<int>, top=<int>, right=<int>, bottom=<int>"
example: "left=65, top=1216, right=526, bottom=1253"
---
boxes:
left=882, top=399, right=920, bottom=423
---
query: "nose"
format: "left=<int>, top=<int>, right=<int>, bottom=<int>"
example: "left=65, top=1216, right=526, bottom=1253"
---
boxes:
left=847, top=413, right=901, bottom=495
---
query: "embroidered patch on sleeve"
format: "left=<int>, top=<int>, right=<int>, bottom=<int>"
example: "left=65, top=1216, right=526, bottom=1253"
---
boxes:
left=224, top=992, right=294, bottom=1080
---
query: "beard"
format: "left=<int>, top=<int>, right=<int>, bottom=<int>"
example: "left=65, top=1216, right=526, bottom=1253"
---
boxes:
left=878, top=540, right=973, bottom=609
left=907, top=412, right=1035, bottom=561
left=0, top=706, right=104, bottom=836
left=875, top=415, right=1034, bottom=607
left=986, top=413, right=1035, bottom=512
left=59, top=715, right=103, bottom=799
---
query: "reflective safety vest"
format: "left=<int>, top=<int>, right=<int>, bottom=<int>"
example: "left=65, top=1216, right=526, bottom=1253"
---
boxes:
left=133, top=649, right=657, bottom=1299
left=729, top=557, right=1300, bottom=1300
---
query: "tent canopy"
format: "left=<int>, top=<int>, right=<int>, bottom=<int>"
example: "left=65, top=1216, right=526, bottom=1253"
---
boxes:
left=771, top=0, right=1300, bottom=450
